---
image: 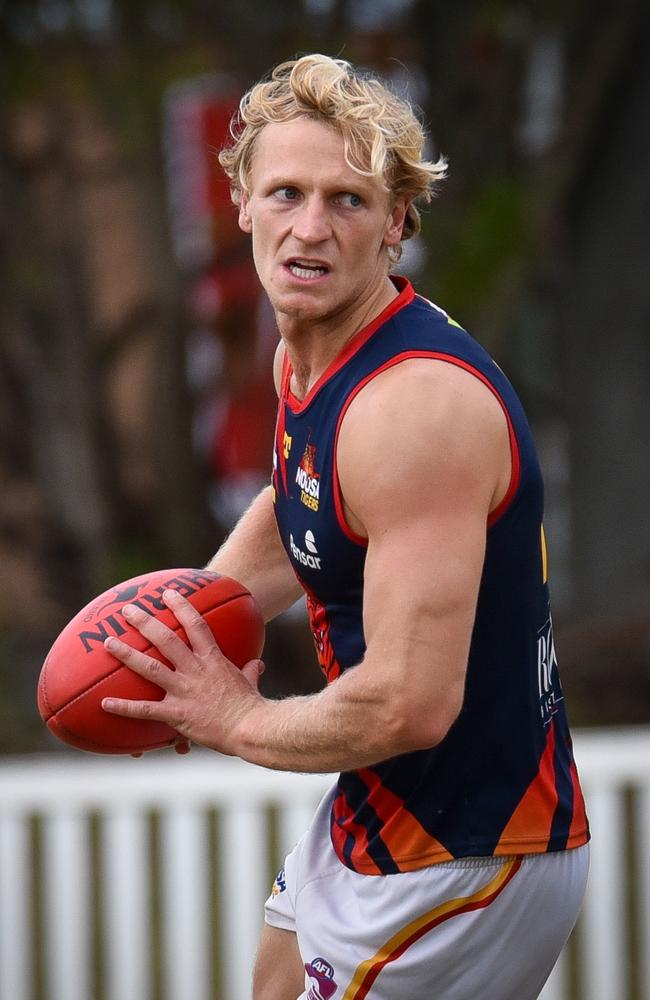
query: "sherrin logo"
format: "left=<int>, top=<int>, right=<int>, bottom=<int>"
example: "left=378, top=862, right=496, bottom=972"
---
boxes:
left=290, top=531, right=321, bottom=570
left=296, top=442, right=320, bottom=511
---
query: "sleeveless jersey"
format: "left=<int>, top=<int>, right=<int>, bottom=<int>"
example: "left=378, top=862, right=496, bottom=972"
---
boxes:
left=272, top=276, right=589, bottom=876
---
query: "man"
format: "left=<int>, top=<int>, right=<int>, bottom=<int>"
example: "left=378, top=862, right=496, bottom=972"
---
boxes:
left=103, top=54, right=589, bottom=999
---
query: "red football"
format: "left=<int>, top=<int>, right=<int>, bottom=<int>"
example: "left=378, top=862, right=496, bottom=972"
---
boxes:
left=37, top=569, right=265, bottom=755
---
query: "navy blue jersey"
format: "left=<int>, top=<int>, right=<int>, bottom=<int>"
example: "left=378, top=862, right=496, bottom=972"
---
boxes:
left=272, top=277, right=589, bottom=875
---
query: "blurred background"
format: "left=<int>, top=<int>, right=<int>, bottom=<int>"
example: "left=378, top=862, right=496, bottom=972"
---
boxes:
left=0, top=0, right=648, bottom=746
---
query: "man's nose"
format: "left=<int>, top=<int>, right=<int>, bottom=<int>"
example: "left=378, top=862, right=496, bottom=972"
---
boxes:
left=292, top=197, right=332, bottom=243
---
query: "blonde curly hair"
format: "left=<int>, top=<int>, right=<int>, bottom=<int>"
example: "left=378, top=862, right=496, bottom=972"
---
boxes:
left=218, top=54, right=447, bottom=258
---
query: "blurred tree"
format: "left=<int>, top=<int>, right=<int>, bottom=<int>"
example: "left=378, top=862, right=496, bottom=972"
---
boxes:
left=560, top=27, right=650, bottom=621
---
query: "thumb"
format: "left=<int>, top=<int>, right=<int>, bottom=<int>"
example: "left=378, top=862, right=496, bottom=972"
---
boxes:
left=240, top=658, right=265, bottom=689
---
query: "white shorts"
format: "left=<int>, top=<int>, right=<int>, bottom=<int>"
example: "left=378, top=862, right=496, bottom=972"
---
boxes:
left=265, top=788, right=589, bottom=1000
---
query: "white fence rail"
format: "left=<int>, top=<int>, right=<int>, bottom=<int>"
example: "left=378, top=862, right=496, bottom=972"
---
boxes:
left=0, top=727, right=649, bottom=1000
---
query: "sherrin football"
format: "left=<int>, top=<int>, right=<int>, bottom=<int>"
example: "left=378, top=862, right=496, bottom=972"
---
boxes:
left=37, top=569, right=265, bottom=755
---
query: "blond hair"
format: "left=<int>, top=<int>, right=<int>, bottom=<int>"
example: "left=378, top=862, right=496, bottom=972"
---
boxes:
left=218, top=54, right=447, bottom=259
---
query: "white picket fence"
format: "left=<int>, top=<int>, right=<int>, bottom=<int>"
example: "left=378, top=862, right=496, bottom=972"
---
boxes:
left=0, top=727, right=648, bottom=1000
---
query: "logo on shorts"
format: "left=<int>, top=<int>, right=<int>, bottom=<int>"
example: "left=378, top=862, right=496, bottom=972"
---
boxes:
left=305, top=957, right=337, bottom=1000
left=296, top=441, right=320, bottom=511
left=271, top=867, right=287, bottom=896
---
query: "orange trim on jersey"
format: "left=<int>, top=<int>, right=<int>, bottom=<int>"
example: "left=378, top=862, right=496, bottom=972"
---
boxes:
left=331, top=351, right=522, bottom=546
left=494, top=720, right=558, bottom=853
left=349, top=768, right=453, bottom=871
left=341, top=857, right=522, bottom=999
left=332, top=792, right=383, bottom=875
left=285, top=277, right=414, bottom=414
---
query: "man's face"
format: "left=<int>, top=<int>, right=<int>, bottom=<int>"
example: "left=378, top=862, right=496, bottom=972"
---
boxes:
left=238, top=118, right=406, bottom=325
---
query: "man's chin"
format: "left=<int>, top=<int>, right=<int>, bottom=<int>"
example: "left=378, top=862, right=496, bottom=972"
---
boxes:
left=270, top=290, right=329, bottom=322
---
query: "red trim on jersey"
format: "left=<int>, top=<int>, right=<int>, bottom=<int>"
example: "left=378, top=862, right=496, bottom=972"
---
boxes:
left=353, top=768, right=454, bottom=871
left=332, top=791, right=383, bottom=875
left=274, top=401, right=289, bottom=497
left=331, top=351, right=522, bottom=546
left=275, top=352, right=295, bottom=497
left=285, top=277, right=414, bottom=414
left=494, top=719, right=558, bottom=853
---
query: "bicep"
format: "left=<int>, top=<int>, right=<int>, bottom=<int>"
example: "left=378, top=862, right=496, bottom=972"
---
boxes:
left=338, top=362, right=507, bottom=738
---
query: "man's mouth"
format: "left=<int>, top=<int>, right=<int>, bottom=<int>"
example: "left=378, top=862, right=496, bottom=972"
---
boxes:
left=286, top=259, right=329, bottom=280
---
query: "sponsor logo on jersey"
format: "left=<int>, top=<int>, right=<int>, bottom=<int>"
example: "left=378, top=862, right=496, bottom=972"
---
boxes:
left=296, top=442, right=320, bottom=511
left=537, top=614, right=562, bottom=726
left=271, top=867, right=286, bottom=896
left=289, top=531, right=321, bottom=570
left=305, top=957, right=337, bottom=1000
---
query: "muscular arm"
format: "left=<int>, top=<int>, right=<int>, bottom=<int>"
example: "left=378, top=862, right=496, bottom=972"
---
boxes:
left=206, top=486, right=302, bottom=622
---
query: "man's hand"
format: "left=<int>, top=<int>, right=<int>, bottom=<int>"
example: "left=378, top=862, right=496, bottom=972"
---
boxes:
left=101, top=589, right=265, bottom=754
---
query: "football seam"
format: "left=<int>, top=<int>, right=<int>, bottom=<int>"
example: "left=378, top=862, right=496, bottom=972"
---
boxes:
left=45, top=590, right=250, bottom=718
left=39, top=664, right=54, bottom=716
left=48, top=716, right=176, bottom=753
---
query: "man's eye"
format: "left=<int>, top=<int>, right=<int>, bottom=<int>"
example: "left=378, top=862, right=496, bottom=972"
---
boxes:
left=275, top=187, right=299, bottom=201
left=339, top=192, right=362, bottom=207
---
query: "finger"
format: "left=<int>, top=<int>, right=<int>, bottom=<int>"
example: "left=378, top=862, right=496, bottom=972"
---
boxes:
left=121, top=603, right=196, bottom=670
left=104, top=636, right=180, bottom=693
left=101, top=695, right=170, bottom=722
left=162, top=589, right=221, bottom=657
left=240, top=658, right=265, bottom=689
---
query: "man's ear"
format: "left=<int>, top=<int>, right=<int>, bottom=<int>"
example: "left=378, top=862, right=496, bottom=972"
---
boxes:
left=238, top=192, right=252, bottom=234
left=383, top=198, right=408, bottom=249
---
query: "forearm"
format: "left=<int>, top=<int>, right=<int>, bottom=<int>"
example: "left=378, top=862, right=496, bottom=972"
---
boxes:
left=206, top=486, right=302, bottom=621
left=231, top=658, right=423, bottom=773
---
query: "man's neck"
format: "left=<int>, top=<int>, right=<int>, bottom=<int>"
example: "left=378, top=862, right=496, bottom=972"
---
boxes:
left=278, top=275, right=399, bottom=400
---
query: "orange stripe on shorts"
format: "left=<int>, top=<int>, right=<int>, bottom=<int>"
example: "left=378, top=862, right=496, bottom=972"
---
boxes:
left=341, top=857, right=522, bottom=1000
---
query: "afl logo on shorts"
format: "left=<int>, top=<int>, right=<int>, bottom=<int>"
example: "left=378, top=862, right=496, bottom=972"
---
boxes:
left=305, top=957, right=337, bottom=1000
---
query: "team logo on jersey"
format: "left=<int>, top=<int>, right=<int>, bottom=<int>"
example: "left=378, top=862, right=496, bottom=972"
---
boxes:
left=296, top=442, right=320, bottom=511
left=283, top=432, right=293, bottom=460
left=289, top=531, right=322, bottom=570
left=271, top=867, right=286, bottom=896
left=305, top=957, right=337, bottom=1000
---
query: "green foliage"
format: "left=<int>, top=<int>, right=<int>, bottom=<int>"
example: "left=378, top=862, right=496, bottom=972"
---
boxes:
left=424, top=175, right=531, bottom=324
